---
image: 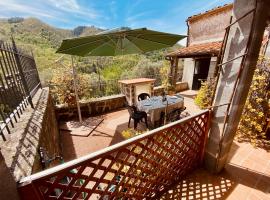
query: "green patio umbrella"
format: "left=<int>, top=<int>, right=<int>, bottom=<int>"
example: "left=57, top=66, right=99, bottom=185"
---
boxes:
left=56, top=27, right=185, bottom=56
left=56, top=27, right=186, bottom=122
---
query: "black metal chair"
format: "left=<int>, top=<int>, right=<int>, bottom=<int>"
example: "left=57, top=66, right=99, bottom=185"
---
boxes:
left=159, top=107, right=187, bottom=126
left=138, top=93, right=150, bottom=101
left=127, top=105, right=148, bottom=129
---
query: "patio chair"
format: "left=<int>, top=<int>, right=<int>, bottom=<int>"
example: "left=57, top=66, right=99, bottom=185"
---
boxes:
left=127, top=105, right=148, bottom=129
left=159, top=107, right=187, bottom=126
left=138, top=93, right=150, bottom=101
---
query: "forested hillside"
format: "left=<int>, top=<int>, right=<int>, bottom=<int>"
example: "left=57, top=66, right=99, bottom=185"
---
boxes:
left=0, top=17, right=183, bottom=103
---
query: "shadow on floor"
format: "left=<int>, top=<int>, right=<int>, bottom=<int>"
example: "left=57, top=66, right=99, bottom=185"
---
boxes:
left=160, top=163, right=270, bottom=199
left=226, top=141, right=240, bottom=162
left=160, top=168, right=236, bottom=200
left=60, top=128, right=77, bottom=162
left=225, top=163, right=270, bottom=194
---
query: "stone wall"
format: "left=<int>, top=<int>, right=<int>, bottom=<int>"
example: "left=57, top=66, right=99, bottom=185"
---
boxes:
left=0, top=87, right=60, bottom=183
left=175, top=82, right=189, bottom=92
left=153, top=82, right=189, bottom=96
left=56, top=94, right=127, bottom=120
left=56, top=84, right=188, bottom=119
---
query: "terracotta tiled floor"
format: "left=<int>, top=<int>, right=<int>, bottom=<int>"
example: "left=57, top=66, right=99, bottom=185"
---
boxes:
left=161, top=141, right=270, bottom=200
left=60, top=91, right=270, bottom=199
left=162, top=91, right=270, bottom=199
left=60, top=91, right=201, bottom=161
left=60, top=109, right=148, bottom=161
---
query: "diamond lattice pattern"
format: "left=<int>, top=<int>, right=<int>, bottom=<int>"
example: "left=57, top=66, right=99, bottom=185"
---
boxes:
left=21, top=111, right=210, bottom=199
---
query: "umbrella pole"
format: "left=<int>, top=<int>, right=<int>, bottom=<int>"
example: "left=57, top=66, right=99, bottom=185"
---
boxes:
left=164, top=98, right=168, bottom=125
left=71, top=56, right=82, bottom=123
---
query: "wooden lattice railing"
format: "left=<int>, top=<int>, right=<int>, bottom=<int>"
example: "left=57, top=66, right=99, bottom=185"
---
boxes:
left=18, top=110, right=210, bottom=200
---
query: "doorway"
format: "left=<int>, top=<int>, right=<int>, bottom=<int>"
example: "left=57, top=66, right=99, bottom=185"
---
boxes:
left=192, top=58, right=211, bottom=90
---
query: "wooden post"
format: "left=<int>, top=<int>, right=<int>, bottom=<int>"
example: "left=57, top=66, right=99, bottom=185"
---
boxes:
left=168, top=58, right=174, bottom=87
left=173, top=57, right=179, bottom=87
left=168, top=57, right=178, bottom=89
left=71, top=56, right=82, bottom=123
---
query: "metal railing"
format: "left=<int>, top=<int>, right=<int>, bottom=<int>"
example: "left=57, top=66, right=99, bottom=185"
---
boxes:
left=0, top=38, right=41, bottom=141
left=18, top=110, right=210, bottom=200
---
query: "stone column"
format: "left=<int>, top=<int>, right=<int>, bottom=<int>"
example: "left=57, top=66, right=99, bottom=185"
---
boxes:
left=204, top=0, right=269, bottom=173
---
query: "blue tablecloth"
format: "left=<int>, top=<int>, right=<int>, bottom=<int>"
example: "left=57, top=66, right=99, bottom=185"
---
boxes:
left=137, top=95, right=184, bottom=123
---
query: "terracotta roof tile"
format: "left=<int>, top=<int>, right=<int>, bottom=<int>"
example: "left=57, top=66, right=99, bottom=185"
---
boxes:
left=166, top=41, right=222, bottom=58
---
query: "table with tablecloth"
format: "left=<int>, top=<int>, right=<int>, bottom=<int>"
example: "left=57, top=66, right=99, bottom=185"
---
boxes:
left=137, top=95, right=184, bottom=125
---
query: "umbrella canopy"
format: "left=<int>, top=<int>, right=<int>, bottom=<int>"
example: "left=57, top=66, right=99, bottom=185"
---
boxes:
left=56, top=27, right=186, bottom=56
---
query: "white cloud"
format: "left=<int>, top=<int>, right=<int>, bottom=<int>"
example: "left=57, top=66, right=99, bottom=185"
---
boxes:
left=46, top=0, right=98, bottom=19
left=0, top=0, right=55, bottom=18
left=51, top=0, right=80, bottom=10
left=125, top=11, right=151, bottom=24
left=0, top=0, right=100, bottom=22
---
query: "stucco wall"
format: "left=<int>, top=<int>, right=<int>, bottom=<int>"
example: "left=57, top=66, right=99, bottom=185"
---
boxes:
left=182, top=58, right=195, bottom=89
left=188, top=6, right=232, bottom=45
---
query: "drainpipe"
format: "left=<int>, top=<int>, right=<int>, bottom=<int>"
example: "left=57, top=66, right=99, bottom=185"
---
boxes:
left=186, top=20, right=190, bottom=47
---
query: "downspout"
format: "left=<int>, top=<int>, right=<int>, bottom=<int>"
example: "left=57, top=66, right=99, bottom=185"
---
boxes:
left=186, top=20, right=190, bottom=47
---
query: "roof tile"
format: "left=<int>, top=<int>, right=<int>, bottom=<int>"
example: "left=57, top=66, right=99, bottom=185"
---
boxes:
left=166, top=41, right=222, bottom=58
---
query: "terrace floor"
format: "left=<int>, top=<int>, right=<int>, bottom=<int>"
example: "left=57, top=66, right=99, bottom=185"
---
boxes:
left=59, top=91, right=270, bottom=199
left=59, top=91, right=201, bottom=161
left=161, top=141, right=270, bottom=200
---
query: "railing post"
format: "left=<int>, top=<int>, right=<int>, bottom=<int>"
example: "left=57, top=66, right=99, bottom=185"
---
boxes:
left=18, top=181, right=42, bottom=200
left=11, top=37, right=34, bottom=108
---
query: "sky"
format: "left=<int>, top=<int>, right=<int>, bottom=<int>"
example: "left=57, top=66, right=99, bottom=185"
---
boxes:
left=0, top=0, right=233, bottom=45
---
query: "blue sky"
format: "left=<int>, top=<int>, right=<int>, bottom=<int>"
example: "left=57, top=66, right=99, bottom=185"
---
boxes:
left=0, top=0, right=232, bottom=44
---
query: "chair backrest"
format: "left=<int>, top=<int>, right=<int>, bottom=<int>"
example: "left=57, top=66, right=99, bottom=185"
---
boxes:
left=127, top=105, right=135, bottom=116
left=138, top=93, right=150, bottom=101
left=167, top=108, right=181, bottom=122
left=168, top=107, right=187, bottom=122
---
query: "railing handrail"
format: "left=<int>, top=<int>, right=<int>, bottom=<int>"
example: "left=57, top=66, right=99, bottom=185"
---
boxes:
left=19, top=109, right=209, bottom=184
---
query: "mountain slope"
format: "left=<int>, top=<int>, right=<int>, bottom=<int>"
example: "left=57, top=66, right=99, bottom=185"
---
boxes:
left=0, top=17, right=183, bottom=86
left=0, top=17, right=105, bottom=83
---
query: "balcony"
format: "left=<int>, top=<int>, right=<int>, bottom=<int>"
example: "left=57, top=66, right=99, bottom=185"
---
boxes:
left=18, top=110, right=210, bottom=199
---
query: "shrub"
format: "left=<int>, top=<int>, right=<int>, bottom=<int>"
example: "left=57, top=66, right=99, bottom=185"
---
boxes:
left=194, top=78, right=216, bottom=109
left=121, top=128, right=145, bottom=139
left=236, top=58, right=270, bottom=147
left=50, top=66, right=91, bottom=105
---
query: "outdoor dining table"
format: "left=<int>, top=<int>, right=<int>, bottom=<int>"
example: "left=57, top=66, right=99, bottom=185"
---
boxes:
left=137, top=95, right=184, bottom=125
